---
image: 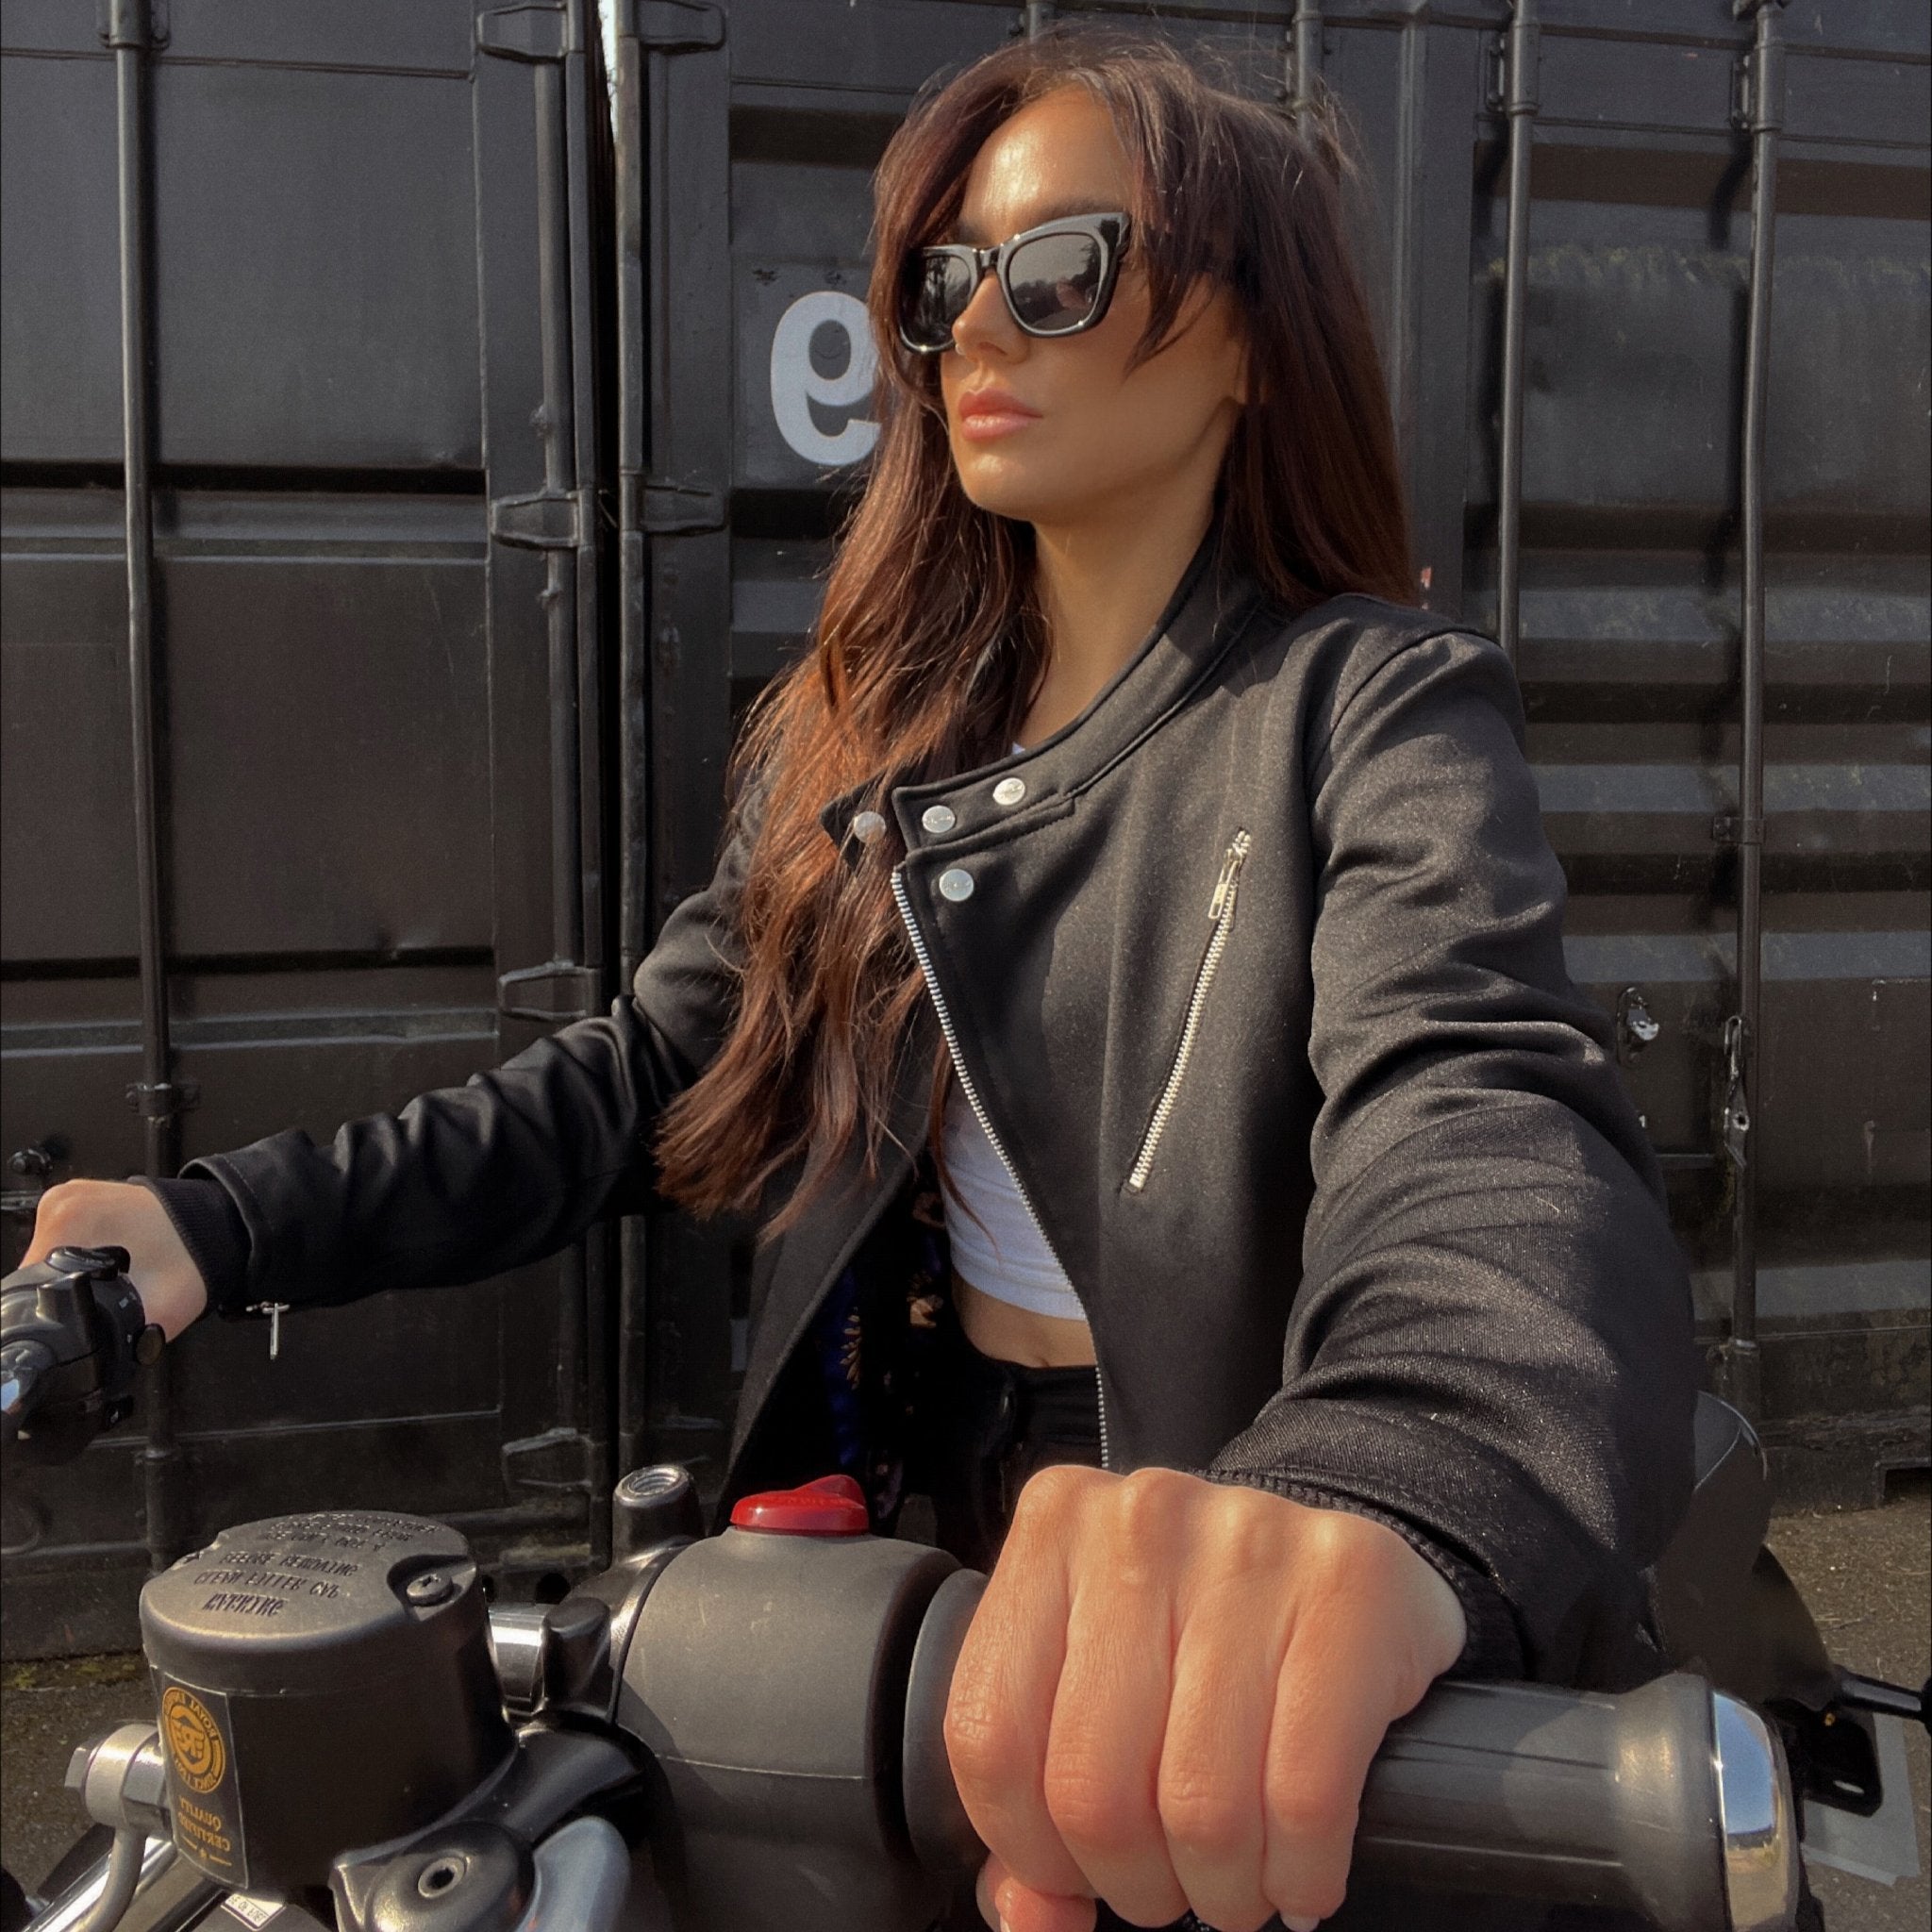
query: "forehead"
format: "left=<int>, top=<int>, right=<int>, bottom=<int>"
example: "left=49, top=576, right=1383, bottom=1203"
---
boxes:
left=951, top=88, right=1134, bottom=245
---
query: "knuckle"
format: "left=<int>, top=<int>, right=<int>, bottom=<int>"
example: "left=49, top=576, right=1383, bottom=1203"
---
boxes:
left=1110, top=1465, right=1185, bottom=1548
left=30, top=1181, right=89, bottom=1241
left=1010, top=1460, right=1090, bottom=1527
left=1041, top=1756, right=1141, bottom=1860
left=1265, top=1772, right=1358, bottom=1854
left=1206, top=1491, right=1280, bottom=1575
left=1158, top=1770, right=1252, bottom=1862
left=941, top=1697, right=1014, bottom=1791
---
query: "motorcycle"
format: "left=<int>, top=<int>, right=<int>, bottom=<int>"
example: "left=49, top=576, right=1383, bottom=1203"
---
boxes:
left=2, top=1244, right=1924, bottom=1932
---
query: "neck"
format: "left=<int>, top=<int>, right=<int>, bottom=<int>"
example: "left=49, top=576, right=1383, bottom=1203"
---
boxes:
left=1020, top=484, right=1218, bottom=745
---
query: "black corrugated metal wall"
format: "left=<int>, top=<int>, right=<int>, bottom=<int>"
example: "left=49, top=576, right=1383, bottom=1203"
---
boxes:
left=1, top=0, right=1924, bottom=1656
left=1, top=0, right=614, bottom=1657
left=618, top=0, right=1929, bottom=1511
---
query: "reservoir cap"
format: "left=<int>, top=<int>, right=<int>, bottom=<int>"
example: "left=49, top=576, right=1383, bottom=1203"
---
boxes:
left=729, top=1473, right=869, bottom=1536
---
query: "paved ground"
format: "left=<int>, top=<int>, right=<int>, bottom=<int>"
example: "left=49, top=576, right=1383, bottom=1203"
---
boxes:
left=4, top=1481, right=1926, bottom=1923
left=1766, top=1474, right=1930, bottom=1932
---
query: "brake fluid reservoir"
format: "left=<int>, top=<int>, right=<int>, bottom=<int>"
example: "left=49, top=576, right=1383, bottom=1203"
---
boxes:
left=139, top=1510, right=512, bottom=1892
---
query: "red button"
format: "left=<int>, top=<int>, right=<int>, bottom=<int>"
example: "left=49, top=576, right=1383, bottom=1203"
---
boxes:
left=729, top=1474, right=870, bottom=1536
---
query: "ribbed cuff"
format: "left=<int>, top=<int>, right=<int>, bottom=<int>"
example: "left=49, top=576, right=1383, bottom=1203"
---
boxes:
left=129, top=1174, right=253, bottom=1319
left=1191, top=1469, right=1527, bottom=1681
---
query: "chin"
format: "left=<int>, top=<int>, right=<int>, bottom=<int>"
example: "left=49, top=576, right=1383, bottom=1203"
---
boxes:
left=950, top=458, right=1077, bottom=527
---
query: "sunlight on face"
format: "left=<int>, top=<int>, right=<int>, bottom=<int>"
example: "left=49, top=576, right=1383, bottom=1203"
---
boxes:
left=936, top=88, right=1249, bottom=535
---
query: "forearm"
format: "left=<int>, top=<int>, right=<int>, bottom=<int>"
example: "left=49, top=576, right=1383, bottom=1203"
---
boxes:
left=175, top=996, right=689, bottom=1313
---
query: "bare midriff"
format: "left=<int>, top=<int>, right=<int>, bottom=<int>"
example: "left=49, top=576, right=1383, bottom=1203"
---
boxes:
left=953, top=1267, right=1097, bottom=1369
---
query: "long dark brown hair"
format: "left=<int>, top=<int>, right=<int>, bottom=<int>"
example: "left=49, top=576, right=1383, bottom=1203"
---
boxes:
left=654, top=27, right=1415, bottom=1226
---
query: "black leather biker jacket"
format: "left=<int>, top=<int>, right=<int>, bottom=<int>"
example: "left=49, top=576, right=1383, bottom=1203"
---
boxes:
left=171, top=525, right=1696, bottom=1688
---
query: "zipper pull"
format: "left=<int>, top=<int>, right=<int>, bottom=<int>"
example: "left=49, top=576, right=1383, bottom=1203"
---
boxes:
left=1208, top=831, right=1252, bottom=922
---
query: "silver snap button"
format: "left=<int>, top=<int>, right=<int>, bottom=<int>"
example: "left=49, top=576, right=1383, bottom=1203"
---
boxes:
left=921, top=804, right=957, bottom=835
left=992, top=776, right=1026, bottom=807
left=938, top=868, right=974, bottom=903
left=850, top=810, right=886, bottom=844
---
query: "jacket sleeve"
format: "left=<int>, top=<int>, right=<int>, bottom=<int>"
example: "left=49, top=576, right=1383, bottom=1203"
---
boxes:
left=179, top=803, right=757, bottom=1314
left=1204, top=627, right=1696, bottom=1687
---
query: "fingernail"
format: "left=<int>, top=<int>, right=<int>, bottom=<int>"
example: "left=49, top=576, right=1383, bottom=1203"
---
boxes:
left=1285, top=1919, right=1320, bottom=1932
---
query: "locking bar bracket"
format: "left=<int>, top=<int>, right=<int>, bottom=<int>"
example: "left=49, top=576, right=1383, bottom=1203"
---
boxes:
left=491, top=487, right=590, bottom=551
left=621, top=0, right=724, bottom=52
left=499, top=959, right=600, bottom=1024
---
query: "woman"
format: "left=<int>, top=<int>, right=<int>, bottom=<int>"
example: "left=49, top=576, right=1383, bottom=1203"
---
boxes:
left=28, top=30, right=1694, bottom=1932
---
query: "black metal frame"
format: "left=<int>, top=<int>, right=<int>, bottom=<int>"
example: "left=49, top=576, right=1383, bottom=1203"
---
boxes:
left=104, top=0, right=191, bottom=1573
left=1715, top=0, right=1787, bottom=1423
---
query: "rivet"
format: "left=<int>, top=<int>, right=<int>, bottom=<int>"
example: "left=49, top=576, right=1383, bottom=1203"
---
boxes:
left=992, top=776, right=1026, bottom=807
left=938, top=868, right=974, bottom=903
left=850, top=810, right=886, bottom=844
left=921, top=804, right=957, bottom=835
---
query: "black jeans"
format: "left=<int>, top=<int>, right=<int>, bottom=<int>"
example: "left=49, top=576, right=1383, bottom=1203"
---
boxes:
left=907, top=1293, right=1105, bottom=1578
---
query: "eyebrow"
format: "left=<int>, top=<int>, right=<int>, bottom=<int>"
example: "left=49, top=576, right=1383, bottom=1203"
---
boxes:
left=947, top=200, right=1120, bottom=246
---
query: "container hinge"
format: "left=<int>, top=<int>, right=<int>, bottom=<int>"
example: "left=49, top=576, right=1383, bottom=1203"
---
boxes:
left=1712, top=812, right=1765, bottom=847
left=1720, top=1014, right=1751, bottom=1171
left=490, top=487, right=588, bottom=551
left=622, top=0, right=724, bottom=52
left=126, top=1080, right=199, bottom=1121
left=499, top=959, right=600, bottom=1024
left=631, top=474, right=726, bottom=534
left=476, top=1, right=571, bottom=62
left=97, top=0, right=168, bottom=49
left=503, top=1425, right=597, bottom=1494
left=1731, top=1, right=1788, bottom=134
left=1486, top=14, right=1540, bottom=120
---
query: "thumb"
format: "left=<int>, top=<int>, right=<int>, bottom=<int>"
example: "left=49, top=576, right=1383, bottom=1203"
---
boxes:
left=975, top=1851, right=1096, bottom=1932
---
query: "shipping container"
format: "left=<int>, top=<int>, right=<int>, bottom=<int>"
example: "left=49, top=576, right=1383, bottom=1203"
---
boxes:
left=2, top=0, right=617, bottom=1653
left=3, top=0, right=1925, bottom=1657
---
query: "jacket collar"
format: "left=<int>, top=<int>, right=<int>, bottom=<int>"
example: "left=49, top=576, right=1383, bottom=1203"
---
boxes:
left=817, top=515, right=1266, bottom=860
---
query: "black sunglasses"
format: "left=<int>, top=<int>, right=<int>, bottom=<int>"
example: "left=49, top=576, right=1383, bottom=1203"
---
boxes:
left=898, top=212, right=1131, bottom=354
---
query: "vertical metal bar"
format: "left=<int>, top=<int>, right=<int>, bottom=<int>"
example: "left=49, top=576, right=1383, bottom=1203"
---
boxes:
left=565, top=10, right=612, bottom=1557
left=1495, top=0, right=1539, bottom=669
left=612, top=14, right=651, bottom=1479
left=532, top=54, right=589, bottom=1452
left=1289, top=1, right=1323, bottom=140
left=1022, top=2, right=1055, bottom=39
left=1720, top=0, right=1785, bottom=1424
left=107, top=0, right=188, bottom=1570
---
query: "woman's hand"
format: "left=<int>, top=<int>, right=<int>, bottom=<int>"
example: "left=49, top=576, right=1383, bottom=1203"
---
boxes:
left=24, top=1180, right=209, bottom=1341
left=948, top=1464, right=1468, bottom=1932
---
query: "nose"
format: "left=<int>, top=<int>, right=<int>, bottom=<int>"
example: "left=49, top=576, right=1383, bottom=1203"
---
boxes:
left=948, top=262, right=1020, bottom=361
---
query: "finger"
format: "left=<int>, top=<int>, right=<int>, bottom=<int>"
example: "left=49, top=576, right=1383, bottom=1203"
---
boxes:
left=1157, top=1541, right=1294, bottom=1932
left=1039, top=1541, right=1187, bottom=1927
left=1257, top=1613, right=1407, bottom=1926
left=979, top=1854, right=1097, bottom=1932
left=945, top=1467, right=1093, bottom=1899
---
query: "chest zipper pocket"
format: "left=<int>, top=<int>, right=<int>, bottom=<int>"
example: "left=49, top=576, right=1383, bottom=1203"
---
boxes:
left=1124, top=830, right=1252, bottom=1194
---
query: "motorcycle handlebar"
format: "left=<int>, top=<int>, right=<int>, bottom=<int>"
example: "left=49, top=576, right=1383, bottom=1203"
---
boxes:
left=1353, top=1673, right=1793, bottom=1932
left=894, top=1574, right=1795, bottom=1932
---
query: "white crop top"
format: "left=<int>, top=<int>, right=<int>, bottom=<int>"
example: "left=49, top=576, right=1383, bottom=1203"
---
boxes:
left=941, top=1079, right=1087, bottom=1324
left=935, top=742, right=1086, bottom=1324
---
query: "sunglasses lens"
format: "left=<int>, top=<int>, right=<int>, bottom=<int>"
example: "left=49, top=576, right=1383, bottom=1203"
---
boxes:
left=1006, top=230, right=1106, bottom=334
left=903, top=250, right=974, bottom=350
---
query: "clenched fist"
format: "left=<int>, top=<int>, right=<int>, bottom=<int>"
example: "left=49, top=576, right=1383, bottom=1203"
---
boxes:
left=948, top=1464, right=1467, bottom=1932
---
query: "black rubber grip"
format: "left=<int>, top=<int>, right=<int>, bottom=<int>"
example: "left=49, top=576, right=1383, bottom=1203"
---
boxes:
left=1357, top=1672, right=1727, bottom=1930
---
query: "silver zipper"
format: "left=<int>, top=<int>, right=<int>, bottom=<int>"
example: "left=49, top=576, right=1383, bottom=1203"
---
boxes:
left=891, top=866, right=1111, bottom=1471
left=1124, top=830, right=1252, bottom=1194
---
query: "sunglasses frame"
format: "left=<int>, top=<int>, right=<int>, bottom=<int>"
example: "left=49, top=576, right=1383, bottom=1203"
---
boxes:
left=897, top=211, right=1132, bottom=355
